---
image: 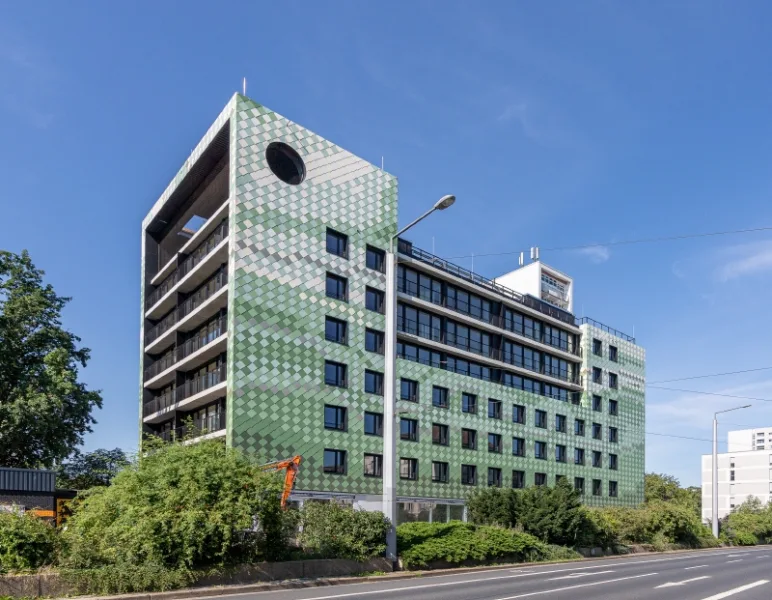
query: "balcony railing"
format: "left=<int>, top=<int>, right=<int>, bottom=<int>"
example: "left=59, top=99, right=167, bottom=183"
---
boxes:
left=143, top=364, right=227, bottom=416
left=157, top=412, right=226, bottom=442
left=144, top=269, right=228, bottom=345
left=145, top=219, right=228, bottom=309
left=579, top=317, right=635, bottom=344
left=398, top=240, right=577, bottom=327
left=144, top=316, right=228, bottom=380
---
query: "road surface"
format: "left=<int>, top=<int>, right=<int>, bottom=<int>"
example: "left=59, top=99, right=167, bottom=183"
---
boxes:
left=198, top=546, right=772, bottom=600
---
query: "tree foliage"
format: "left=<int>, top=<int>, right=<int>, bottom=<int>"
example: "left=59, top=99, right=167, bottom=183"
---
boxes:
left=56, top=448, right=129, bottom=490
left=0, top=511, right=57, bottom=573
left=0, top=250, right=102, bottom=468
left=298, top=502, right=390, bottom=561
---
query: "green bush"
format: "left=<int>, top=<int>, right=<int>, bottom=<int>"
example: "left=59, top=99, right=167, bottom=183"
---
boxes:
left=60, top=439, right=287, bottom=570
left=0, top=511, right=57, bottom=572
left=298, top=502, right=390, bottom=561
left=543, top=545, right=582, bottom=561
left=397, top=521, right=549, bottom=569
left=733, top=532, right=757, bottom=546
left=61, top=564, right=195, bottom=595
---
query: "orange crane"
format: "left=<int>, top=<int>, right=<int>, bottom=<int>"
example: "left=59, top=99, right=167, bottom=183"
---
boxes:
left=260, top=455, right=302, bottom=508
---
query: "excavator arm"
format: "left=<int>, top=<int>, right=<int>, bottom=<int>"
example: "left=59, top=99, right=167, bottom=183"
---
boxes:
left=259, top=455, right=302, bottom=509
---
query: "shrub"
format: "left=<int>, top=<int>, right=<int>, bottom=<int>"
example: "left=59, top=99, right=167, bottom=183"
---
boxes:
left=60, top=439, right=287, bottom=570
left=398, top=521, right=549, bottom=569
left=733, top=532, right=757, bottom=546
left=61, top=564, right=195, bottom=595
left=0, top=511, right=57, bottom=572
left=298, top=502, right=390, bottom=561
left=467, top=488, right=516, bottom=527
left=543, top=545, right=582, bottom=561
left=579, top=507, right=619, bottom=549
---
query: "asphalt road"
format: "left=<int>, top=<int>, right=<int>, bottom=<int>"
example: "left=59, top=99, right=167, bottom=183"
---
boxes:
left=198, top=546, right=772, bottom=600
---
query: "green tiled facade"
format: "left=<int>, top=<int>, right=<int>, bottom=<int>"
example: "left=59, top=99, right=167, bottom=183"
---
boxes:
left=140, top=93, right=645, bottom=513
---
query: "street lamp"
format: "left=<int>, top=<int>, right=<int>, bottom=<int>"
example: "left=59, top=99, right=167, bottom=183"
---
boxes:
left=712, top=404, right=751, bottom=537
left=383, top=195, right=456, bottom=562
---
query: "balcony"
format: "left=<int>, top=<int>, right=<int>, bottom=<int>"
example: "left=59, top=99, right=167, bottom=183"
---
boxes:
left=397, top=240, right=577, bottom=328
left=144, top=316, right=228, bottom=388
left=145, top=219, right=228, bottom=319
left=145, top=269, right=228, bottom=354
left=143, top=364, right=227, bottom=422
left=156, top=412, right=226, bottom=443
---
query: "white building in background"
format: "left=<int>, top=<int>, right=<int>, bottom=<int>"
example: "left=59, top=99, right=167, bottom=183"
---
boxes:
left=701, top=428, right=772, bottom=524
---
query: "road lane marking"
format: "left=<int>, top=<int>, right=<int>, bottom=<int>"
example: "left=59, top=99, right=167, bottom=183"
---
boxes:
left=726, top=559, right=742, bottom=563
left=685, top=565, right=709, bottom=570
left=490, top=573, right=659, bottom=600
left=698, top=580, right=769, bottom=600
left=656, top=575, right=711, bottom=588
left=546, top=570, right=614, bottom=581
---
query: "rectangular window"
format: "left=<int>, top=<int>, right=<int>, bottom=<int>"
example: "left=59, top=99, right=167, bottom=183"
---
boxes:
left=364, top=411, right=383, bottom=436
left=512, top=404, right=526, bottom=424
left=575, top=477, right=585, bottom=495
left=325, top=273, right=348, bottom=301
left=512, top=470, right=525, bottom=489
left=592, top=367, right=602, bottom=384
left=324, top=360, right=347, bottom=387
left=461, top=464, right=477, bottom=486
left=323, top=449, right=346, bottom=474
left=462, top=428, right=477, bottom=450
left=609, top=481, right=618, bottom=497
left=488, top=433, right=502, bottom=453
left=513, top=437, right=526, bottom=457
left=433, top=386, right=449, bottom=409
left=608, top=399, right=618, bottom=416
left=592, top=423, right=602, bottom=440
left=592, top=395, right=602, bottom=412
left=555, top=414, right=567, bottom=433
left=488, top=467, right=502, bottom=487
left=535, top=440, right=547, bottom=460
left=730, top=470, right=735, bottom=481
left=609, top=453, right=618, bottom=470
left=535, top=409, right=547, bottom=429
left=592, top=451, right=602, bottom=468
left=326, top=228, right=348, bottom=258
left=462, top=393, right=477, bottom=414
left=365, top=329, right=384, bottom=354
left=609, top=372, right=618, bottom=389
left=592, top=338, right=602, bottom=356
left=593, top=479, right=602, bottom=496
left=609, top=345, right=618, bottom=362
left=366, top=245, right=385, bottom=273
left=535, top=472, right=547, bottom=486
left=432, top=423, right=449, bottom=446
left=555, top=444, right=567, bottom=463
left=364, top=453, right=383, bottom=477
left=488, top=399, right=503, bottom=419
left=575, top=419, right=585, bottom=436
left=609, top=427, right=619, bottom=443
left=364, top=370, right=384, bottom=395
left=324, top=316, right=347, bottom=344
left=324, top=405, right=346, bottom=431
left=400, top=458, right=418, bottom=480
left=432, top=461, right=449, bottom=483
left=365, top=287, right=385, bottom=313
left=400, top=418, right=418, bottom=442
left=574, top=447, right=585, bottom=465
left=400, top=379, right=419, bottom=402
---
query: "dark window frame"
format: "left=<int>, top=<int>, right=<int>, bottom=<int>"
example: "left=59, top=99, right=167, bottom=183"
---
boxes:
left=488, top=467, right=503, bottom=488
left=535, top=472, right=547, bottom=486
left=324, top=360, right=347, bottom=388
left=609, top=345, right=618, bottom=363
left=399, top=457, right=418, bottom=481
left=609, top=453, right=618, bottom=471
left=432, top=386, right=449, bottom=409
left=512, top=470, right=525, bottom=489
left=488, top=398, right=503, bottom=419
left=592, top=395, right=602, bottom=412
left=462, top=428, right=477, bottom=450
left=609, top=372, right=619, bottom=389
left=400, top=379, right=419, bottom=402
left=609, top=399, right=618, bottom=416
left=323, top=404, right=347, bottom=431
left=575, top=419, right=585, bottom=436
left=432, top=423, right=450, bottom=446
left=325, top=272, right=348, bottom=302
left=323, top=449, right=346, bottom=475
left=461, top=464, right=477, bottom=486
left=488, top=432, right=503, bottom=454
left=535, top=440, right=547, bottom=460
left=326, top=228, right=348, bottom=258
left=365, top=286, right=385, bottom=314
left=366, top=245, right=386, bottom=273
left=325, top=316, right=347, bottom=345
left=575, top=477, right=585, bottom=495
left=555, top=444, right=567, bottom=463
left=513, top=404, right=526, bottom=424
left=364, top=369, right=384, bottom=396
left=555, top=414, right=567, bottom=433
left=592, top=338, right=602, bottom=356
left=400, top=418, right=419, bottom=442
left=535, top=409, right=547, bottom=429
left=609, top=480, right=618, bottom=497
left=365, top=328, right=385, bottom=354
left=432, top=461, right=449, bottom=483
left=574, top=447, right=585, bottom=465
left=364, top=411, right=383, bottom=436
left=462, top=392, right=478, bottom=414
left=592, top=479, right=603, bottom=496
left=364, top=453, right=383, bottom=477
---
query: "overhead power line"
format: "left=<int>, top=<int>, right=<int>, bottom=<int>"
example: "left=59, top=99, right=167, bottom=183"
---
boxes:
left=647, top=385, right=772, bottom=403
left=444, top=225, right=772, bottom=260
left=649, top=366, right=772, bottom=384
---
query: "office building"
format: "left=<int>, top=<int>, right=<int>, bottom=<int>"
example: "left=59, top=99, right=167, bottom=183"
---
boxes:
left=702, top=428, right=772, bottom=523
left=139, top=93, right=646, bottom=520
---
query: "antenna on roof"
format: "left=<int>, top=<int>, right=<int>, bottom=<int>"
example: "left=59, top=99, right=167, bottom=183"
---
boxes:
left=518, top=252, right=524, bottom=267
left=242, top=77, right=247, bottom=95
left=530, top=247, right=540, bottom=261
left=381, top=156, right=384, bottom=170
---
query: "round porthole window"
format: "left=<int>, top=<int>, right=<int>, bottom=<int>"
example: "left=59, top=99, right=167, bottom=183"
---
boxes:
left=265, top=141, right=306, bottom=185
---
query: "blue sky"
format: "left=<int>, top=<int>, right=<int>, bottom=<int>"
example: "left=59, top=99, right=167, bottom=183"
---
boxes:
left=2, top=1, right=772, bottom=486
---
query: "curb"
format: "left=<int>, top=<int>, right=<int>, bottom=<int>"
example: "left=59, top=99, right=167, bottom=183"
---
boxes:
left=59, top=545, right=767, bottom=600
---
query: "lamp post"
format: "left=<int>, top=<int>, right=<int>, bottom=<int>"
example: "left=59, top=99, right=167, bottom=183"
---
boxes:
left=712, top=404, right=751, bottom=537
left=383, top=195, right=456, bottom=562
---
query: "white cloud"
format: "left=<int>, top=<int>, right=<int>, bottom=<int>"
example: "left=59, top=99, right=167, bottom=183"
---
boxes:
left=715, top=241, right=772, bottom=282
left=575, top=245, right=610, bottom=263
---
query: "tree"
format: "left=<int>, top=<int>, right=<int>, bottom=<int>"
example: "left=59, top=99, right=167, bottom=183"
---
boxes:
left=0, top=250, right=103, bottom=468
left=56, top=448, right=129, bottom=490
left=644, top=473, right=683, bottom=503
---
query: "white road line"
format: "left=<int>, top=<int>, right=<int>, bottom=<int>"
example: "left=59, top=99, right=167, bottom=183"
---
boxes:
left=726, top=559, right=743, bottom=563
left=655, top=575, right=711, bottom=588
left=698, top=580, right=769, bottom=600
left=546, top=570, right=614, bottom=581
left=490, top=572, right=659, bottom=600
left=685, top=565, right=709, bottom=570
